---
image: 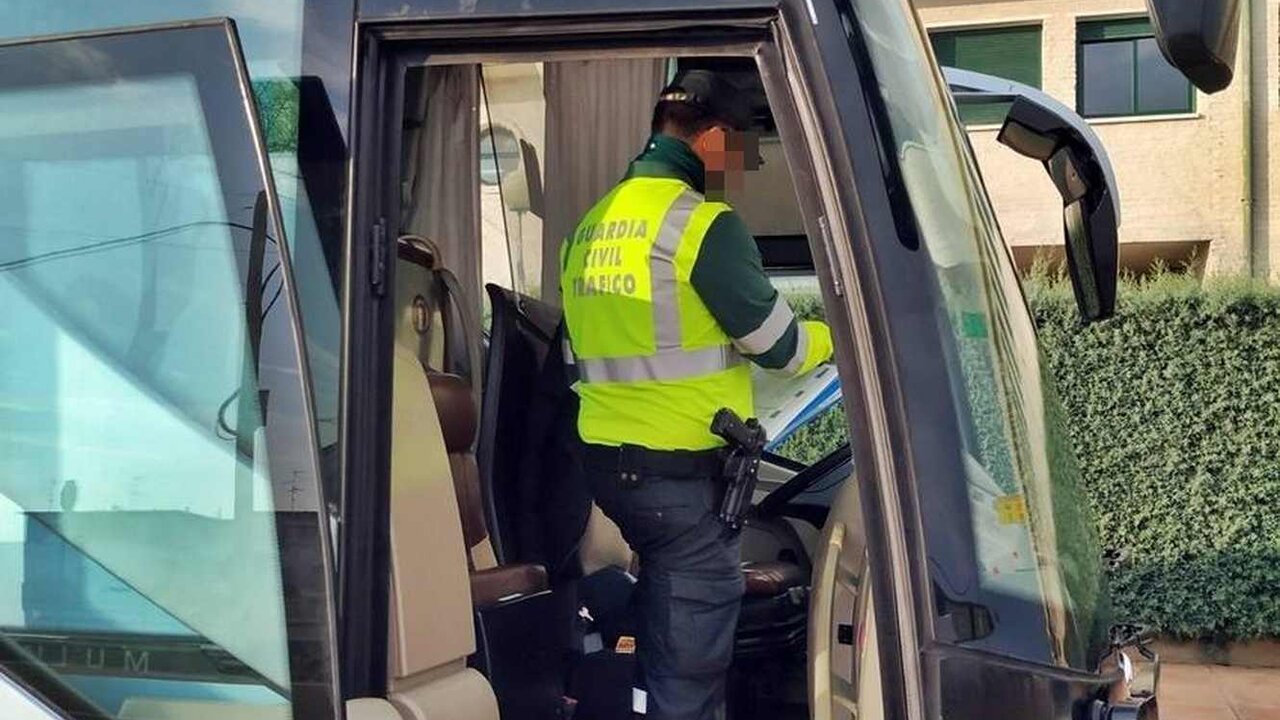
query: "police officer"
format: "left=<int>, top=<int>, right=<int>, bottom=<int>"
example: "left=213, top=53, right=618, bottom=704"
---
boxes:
left=559, top=69, right=833, bottom=720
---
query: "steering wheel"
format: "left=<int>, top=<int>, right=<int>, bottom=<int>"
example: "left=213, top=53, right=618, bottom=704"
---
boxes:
left=754, top=443, right=853, bottom=526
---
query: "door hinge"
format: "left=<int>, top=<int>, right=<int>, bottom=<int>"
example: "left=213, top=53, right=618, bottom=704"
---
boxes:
left=370, top=218, right=388, bottom=297
left=817, top=215, right=844, bottom=297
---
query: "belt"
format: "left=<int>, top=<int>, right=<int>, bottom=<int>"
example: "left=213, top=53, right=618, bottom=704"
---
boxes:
left=582, top=443, right=723, bottom=479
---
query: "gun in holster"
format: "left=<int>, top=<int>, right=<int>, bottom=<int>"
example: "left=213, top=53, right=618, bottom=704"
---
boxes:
left=710, top=408, right=767, bottom=531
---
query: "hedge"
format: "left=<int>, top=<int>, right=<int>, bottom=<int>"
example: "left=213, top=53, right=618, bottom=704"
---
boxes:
left=776, top=273, right=1280, bottom=640
left=1030, top=272, right=1280, bottom=640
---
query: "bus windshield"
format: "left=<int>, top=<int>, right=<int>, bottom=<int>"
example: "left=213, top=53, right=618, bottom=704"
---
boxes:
left=840, top=0, right=1114, bottom=670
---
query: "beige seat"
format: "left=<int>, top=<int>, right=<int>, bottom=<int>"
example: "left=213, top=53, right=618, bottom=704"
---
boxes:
left=385, top=345, right=499, bottom=720
left=347, top=698, right=404, bottom=720
left=578, top=503, right=636, bottom=578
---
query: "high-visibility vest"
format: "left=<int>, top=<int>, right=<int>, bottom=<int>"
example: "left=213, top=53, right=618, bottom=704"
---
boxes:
left=560, top=176, right=749, bottom=450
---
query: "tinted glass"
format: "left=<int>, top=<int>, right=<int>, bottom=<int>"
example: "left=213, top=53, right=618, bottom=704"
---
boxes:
left=1078, top=19, right=1193, bottom=118
left=1080, top=41, right=1135, bottom=117
left=846, top=0, right=1112, bottom=669
left=0, top=25, right=335, bottom=718
left=1136, top=37, right=1192, bottom=113
left=0, top=0, right=344, bottom=491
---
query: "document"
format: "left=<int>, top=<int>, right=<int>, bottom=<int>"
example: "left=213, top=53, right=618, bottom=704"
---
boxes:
left=751, top=362, right=842, bottom=450
left=963, top=454, right=1040, bottom=602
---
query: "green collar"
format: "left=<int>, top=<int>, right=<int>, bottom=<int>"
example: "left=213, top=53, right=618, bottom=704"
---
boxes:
left=624, top=134, right=706, bottom=194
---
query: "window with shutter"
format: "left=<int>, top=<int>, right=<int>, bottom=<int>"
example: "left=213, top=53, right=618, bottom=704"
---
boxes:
left=929, top=25, right=1042, bottom=126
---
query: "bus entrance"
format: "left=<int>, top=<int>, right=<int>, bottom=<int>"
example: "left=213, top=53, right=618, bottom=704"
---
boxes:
left=0, top=1, right=1240, bottom=719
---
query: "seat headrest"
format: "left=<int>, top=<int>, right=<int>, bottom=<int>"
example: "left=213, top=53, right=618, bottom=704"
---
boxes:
left=427, top=372, right=477, bottom=452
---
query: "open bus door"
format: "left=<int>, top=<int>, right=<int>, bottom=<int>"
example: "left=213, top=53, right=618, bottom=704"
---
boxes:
left=0, top=20, right=340, bottom=720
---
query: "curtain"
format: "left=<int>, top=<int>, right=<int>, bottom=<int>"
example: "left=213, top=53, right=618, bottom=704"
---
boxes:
left=402, top=64, right=482, bottom=313
left=541, top=58, right=667, bottom=303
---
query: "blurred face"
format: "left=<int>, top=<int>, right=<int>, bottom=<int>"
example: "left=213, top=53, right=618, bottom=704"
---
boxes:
left=691, top=125, right=761, bottom=200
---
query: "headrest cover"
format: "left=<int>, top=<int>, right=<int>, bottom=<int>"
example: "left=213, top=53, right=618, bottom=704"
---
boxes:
left=427, top=372, right=477, bottom=452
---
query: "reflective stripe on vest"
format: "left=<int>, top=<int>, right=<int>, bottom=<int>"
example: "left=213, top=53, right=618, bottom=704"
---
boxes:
left=565, top=186, right=739, bottom=382
left=651, top=190, right=700, bottom=352
left=576, top=344, right=743, bottom=383
left=733, top=294, right=796, bottom=356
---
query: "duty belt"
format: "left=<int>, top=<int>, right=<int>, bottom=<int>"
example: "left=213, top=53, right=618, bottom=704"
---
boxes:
left=582, top=443, right=722, bottom=479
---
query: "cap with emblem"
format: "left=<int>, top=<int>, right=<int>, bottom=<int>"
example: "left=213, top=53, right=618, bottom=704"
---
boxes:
left=658, top=69, right=752, bottom=132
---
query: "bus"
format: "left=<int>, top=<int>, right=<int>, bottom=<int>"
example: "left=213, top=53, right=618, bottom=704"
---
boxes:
left=0, top=1, right=1237, bottom=719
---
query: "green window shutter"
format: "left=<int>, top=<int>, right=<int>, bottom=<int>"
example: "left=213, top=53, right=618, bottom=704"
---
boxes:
left=1078, top=17, right=1152, bottom=43
left=930, top=25, right=1042, bottom=87
left=931, top=33, right=958, bottom=68
left=930, top=25, right=1042, bottom=125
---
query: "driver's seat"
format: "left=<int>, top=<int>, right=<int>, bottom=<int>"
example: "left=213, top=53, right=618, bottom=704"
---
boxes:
left=742, top=561, right=806, bottom=597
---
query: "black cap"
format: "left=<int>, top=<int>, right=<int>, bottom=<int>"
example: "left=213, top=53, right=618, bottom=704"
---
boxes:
left=658, top=69, right=753, bottom=132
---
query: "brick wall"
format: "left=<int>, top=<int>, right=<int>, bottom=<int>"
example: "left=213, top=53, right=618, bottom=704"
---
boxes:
left=916, top=0, right=1270, bottom=277
left=1252, top=0, right=1280, bottom=282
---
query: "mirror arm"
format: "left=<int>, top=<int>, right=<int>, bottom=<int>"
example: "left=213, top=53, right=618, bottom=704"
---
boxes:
left=949, top=91, right=1018, bottom=105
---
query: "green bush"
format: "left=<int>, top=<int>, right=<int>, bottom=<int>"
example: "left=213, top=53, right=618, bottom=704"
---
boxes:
left=773, top=404, right=848, bottom=464
left=1029, top=272, right=1280, bottom=640
left=778, top=274, right=1280, bottom=640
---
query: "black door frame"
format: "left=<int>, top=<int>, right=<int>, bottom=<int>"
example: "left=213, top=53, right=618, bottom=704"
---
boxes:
left=339, top=4, right=927, bottom=716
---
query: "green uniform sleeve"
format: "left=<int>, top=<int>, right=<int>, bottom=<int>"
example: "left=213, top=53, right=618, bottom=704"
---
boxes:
left=690, top=210, right=833, bottom=375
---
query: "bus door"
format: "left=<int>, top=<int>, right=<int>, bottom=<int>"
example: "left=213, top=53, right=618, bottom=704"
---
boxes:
left=0, top=20, right=340, bottom=720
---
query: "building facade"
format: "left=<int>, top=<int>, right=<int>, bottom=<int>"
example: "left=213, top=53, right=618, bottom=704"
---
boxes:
left=916, top=0, right=1280, bottom=279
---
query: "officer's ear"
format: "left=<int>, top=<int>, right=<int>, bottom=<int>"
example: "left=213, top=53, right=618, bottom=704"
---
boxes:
left=691, top=125, right=728, bottom=169
left=692, top=125, right=727, bottom=154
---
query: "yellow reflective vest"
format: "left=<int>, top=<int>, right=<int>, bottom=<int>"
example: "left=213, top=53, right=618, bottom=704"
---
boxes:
left=560, top=176, right=830, bottom=450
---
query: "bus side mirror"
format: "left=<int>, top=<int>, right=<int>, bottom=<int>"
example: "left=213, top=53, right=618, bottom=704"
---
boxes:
left=998, top=99, right=1118, bottom=323
left=1146, top=0, right=1241, bottom=93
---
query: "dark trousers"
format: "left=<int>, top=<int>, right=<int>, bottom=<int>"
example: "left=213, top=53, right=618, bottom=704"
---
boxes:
left=585, top=455, right=744, bottom=720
